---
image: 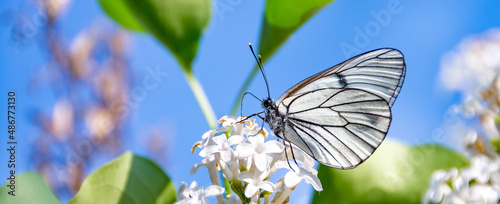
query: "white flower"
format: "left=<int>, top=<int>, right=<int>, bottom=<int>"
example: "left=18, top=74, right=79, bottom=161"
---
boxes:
left=51, top=98, right=73, bottom=140
left=467, top=155, right=494, bottom=183
left=235, top=134, right=284, bottom=171
left=186, top=115, right=323, bottom=203
left=439, top=28, right=500, bottom=94
left=236, top=170, right=275, bottom=198
left=189, top=156, right=222, bottom=191
left=175, top=181, right=224, bottom=204
left=441, top=191, right=466, bottom=204
left=283, top=162, right=322, bottom=191
left=467, top=184, right=500, bottom=203
left=224, top=194, right=242, bottom=204
left=424, top=169, right=458, bottom=203
left=426, top=28, right=500, bottom=204
left=199, top=134, right=244, bottom=162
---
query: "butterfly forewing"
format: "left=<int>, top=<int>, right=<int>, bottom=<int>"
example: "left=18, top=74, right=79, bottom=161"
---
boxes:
left=276, top=48, right=405, bottom=107
left=272, top=48, right=405, bottom=169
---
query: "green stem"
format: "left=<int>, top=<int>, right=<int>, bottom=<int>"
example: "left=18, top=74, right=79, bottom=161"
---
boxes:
left=183, top=71, right=217, bottom=129
left=230, top=66, right=259, bottom=116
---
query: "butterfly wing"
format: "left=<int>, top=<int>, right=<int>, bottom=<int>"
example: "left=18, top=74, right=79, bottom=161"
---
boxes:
left=276, top=48, right=405, bottom=107
left=279, top=88, right=391, bottom=169
left=275, top=48, right=405, bottom=169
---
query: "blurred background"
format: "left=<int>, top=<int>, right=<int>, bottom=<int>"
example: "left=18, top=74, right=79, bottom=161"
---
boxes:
left=1, top=0, right=500, bottom=203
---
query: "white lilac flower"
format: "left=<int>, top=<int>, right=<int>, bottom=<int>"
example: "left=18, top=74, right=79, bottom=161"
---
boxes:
left=467, top=184, right=500, bottom=203
left=236, top=170, right=275, bottom=198
left=235, top=134, right=284, bottom=171
left=283, top=162, right=323, bottom=191
left=175, top=181, right=225, bottom=204
left=189, top=155, right=221, bottom=188
left=439, top=28, right=500, bottom=95
left=423, top=169, right=457, bottom=203
left=426, top=28, right=500, bottom=204
left=424, top=155, right=500, bottom=203
left=185, top=115, right=323, bottom=203
left=224, top=194, right=242, bottom=204
left=199, top=133, right=244, bottom=162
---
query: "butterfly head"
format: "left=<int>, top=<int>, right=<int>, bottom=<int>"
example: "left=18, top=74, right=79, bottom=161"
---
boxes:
left=262, top=98, right=276, bottom=110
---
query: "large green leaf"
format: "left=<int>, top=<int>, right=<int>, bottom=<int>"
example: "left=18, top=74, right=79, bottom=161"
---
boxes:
left=69, top=152, right=176, bottom=204
left=124, top=0, right=210, bottom=72
left=258, top=0, right=336, bottom=59
left=98, top=0, right=145, bottom=32
left=0, top=172, right=60, bottom=204
left=312, top=140, right=468, bottom=204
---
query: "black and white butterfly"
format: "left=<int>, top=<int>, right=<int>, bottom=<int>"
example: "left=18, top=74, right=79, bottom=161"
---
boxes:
left=246, top=45, right=405, bottom=169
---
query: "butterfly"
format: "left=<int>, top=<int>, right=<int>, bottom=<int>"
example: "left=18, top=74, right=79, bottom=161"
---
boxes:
left=247, top=44, right=405, bottom=169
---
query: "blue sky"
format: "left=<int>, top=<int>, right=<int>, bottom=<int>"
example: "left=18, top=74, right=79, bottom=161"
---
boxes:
left=1, top=0, right=500, bottom=203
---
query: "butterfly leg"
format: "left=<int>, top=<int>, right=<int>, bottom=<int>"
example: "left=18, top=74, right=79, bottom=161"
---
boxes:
left=283, top=139, right=298, bottom=172
left=236, top=111, right=265, bottom=123
left=288, top=140, right=298, bottom=166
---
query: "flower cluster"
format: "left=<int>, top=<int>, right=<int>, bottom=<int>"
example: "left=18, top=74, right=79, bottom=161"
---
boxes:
left=423, top=153, right=500, bottom=203
left=176, top=116, right=322, bottom=204
left=424, top=28, right=500, bottom=204
left=439, top=28, right=500, bottom=95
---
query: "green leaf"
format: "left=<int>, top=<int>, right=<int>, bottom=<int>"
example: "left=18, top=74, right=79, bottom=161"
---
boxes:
left=258, top=0, right=335, bottom=59
left=123, top=0, right=211, bottom=72
left=0, top=172, right=60, bottom=204
left=98, top=0, right=146, bottom=32
left=69, top=152, right=176, bottom=204
left=312, top=140, right=468, bottom=204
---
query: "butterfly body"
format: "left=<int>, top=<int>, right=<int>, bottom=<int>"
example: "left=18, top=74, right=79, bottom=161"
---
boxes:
left=258, top=48, right=406, bottom=169
left=263, top=98, right=286, bottom=136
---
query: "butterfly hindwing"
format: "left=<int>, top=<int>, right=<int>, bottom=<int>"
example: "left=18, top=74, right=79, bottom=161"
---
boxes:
left=280, top=88, right=391, bottom=169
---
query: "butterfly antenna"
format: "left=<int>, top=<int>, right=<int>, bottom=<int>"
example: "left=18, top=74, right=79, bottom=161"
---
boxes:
left=248, top=43, right=271, bottom=99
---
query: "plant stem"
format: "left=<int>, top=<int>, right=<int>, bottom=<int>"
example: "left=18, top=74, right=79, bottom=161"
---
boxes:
left=183, top=71, right=217, bottom=129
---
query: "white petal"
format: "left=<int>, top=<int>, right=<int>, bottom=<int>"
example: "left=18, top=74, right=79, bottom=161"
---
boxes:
left=220, top=149, right=233, bottom=163
left=174, top=198, right=195, bottom=204
left=227, top=135, right=245, bottom=146
left=215, top=126, right=230, bottom=133
left=235, top=143, right=255, bottom=158
left=199, top=145, right=220, bottom=157
left=224, top=194, right=242, bottom=204
left=188, top=181, right=198, bottom=189
left=202, top=130, right=216, bottom=139
left=263, top=141, right=284, bottom=154
left=254, top=153, right=270, bottom=172
left=190, top=163, right=204, bottom=175
left=259, top=181, right=276, bottom=193
left=213, top=135, right=228, bottom=145
left=237, top=171, right=255, bottom=184
left=299, top=170, right=323, bottom=191
left=244, top=183, right=259, bottom=198
left=203, top=185, right=225, bottom=197
left=284, top=171, right=302, bottom=188
left=248, top=134, right=265, bottom=148
left=442, top=192, right=466, bottom=204
left=177, top=182, right=189, bottom=200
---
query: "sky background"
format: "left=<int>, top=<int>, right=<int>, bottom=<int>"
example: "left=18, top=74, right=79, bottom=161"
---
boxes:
left=1, top=0, right=500, bottom=203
